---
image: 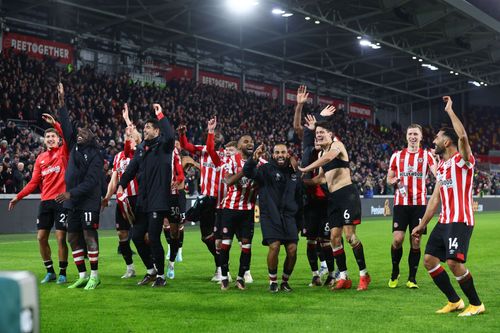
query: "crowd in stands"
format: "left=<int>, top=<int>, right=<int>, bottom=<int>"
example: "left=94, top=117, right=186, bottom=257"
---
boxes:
left=1, top=51, right=499, bottom=196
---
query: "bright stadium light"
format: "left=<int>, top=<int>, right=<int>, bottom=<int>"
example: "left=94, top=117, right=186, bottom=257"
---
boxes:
left=314, top=20, right=320, bottom=24
left=357, top=36, right=362, bottom=40
left=450, top=70, right=454, bottom=74
left=422, top=63, right=438, bottom=71
left=359, top=39, right=371, bottom=46
left=418, top=58, right=423, bottom=62
left=468, top=81, right=481, bottom=87
left=412, top=56, right=417, bottom=60
left=455, top=72, right=459, bottom=76
left=272, top=8, right=285, bottom=15
left=226, top=0, right=259, bottom=14
left=305, top=16, right=311, bottom=20
left=282, top=12, right=293, bottom=17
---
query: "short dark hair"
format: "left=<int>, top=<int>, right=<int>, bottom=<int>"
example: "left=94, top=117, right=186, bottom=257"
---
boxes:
left=315, top=121, right=334, bottom=133
left=145, top=119, right=159, bottom=130
left=440, top=127, right=458, bottom=146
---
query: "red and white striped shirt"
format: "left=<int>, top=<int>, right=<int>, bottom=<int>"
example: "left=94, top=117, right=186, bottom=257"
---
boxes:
left=171, top=147, right=185, bottom=195
left=221, top=154, right=258, bottom=210
left=389, top=148, right=436, bottom=205
left=113, top=151, right=138, bottom=197
left=179, top=134, right=221, bottom=197
left=437, top=152, right=475, bottom=226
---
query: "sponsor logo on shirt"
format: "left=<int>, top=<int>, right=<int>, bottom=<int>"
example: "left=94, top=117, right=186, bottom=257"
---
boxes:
left=41, top=165, right=61, bottom=176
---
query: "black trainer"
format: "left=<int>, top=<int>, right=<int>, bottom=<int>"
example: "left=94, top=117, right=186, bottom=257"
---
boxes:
left=220, top=278, right=229, bottom=290
left=310, top=276, right=322, bottom=287
left=137, top=274, right=156, bottom=286
left=280, top=281, right=293, bottom=292
left=269, top=282, right=279, bottom=293
left=152, top=276, right=166, bottom=287
left=323, top=275, right=335, bottom=287
left=236, top=278, right=246, bottom=290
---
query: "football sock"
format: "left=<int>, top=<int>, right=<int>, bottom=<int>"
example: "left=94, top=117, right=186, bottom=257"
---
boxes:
left=408, top=247, right=421, bottom=282
left=44, top=260, right=55, bottom=274
left=456, top=270, right=481, bottom=306
left=119, top=240, right=133, bottom=265
left=352, top=242, right=367, bottom=272
left=391, top=245, right=403, bottom=280
left=332, top=245, right=347, bottom=272
left=306, top=240, right=318, bottom=272
left=428, top=265, right=460, bottom=303
left=59, top=261, right=68, bottom=276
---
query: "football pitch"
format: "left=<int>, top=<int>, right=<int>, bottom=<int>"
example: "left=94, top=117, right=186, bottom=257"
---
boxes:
left=1, top=212, right=499, bottom=333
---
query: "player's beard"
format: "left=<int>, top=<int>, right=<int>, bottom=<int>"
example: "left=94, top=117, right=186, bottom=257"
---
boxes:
left=434, top=143, right=445, bottom=156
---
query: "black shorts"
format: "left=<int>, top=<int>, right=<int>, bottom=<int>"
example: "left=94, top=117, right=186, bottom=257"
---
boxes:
left=425, top=223, right=473, bottom=263
left=37, top=200, right=68, bottom=231
left=393, top=205, right=427, bottom=234
left=303, top=199, right=330, bottom=239
left=115, top=195, right=137, bottom=231
left=67, top=209, right=100, bottom=233
left=263, top=239, right=298, bottom=246
left=188, top=196, right=217, bottom=237
left=220, top=209, right=254, bottom=241
left=166, top=195, right=184, bottom=224
left=328, top=184, right=362, bottom=228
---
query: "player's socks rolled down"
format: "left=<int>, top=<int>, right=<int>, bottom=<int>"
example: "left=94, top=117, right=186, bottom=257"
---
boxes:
left=456, top=270, right=482, bottom=306
left=72, top=249, right=87, bottom=273
left=428, top=265, right=460, bottom=303
left=119, top=240, right=133, bottom=265
left=117, top=192, right=135, bottom=224
left=352, top=242, right=367, bottom=272
left=59, top=261, right=68, bottom=276
left=332, top=245, right=347, bottom=272
left=238, top=242, right=251, bottom=278
left=408, top=248, right=421, bottom=282
left=306, top=240, right=319, bottom=271
left=44, top=260, right=55, bottom=274
left=391, top=245, right=403, bottom=280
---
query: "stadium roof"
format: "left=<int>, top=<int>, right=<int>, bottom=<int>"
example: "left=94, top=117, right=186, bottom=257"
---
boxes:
left=2, top=0, right=500, bottom=106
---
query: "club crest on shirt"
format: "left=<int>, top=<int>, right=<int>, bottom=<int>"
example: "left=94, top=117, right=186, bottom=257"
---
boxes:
left=291, top=174, right=297, bottom=181
left=418, top=158, right=423, bottom=163
left=275, top=172, right=282, bottom=182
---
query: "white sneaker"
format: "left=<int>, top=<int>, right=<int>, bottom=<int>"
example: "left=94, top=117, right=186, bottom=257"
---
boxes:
left=121, top=269, right=136, bottom=279
left=211, top=267, right=222, bottom=282
left=244, top=270, right=254, bottom=283
left=319, top=266, right=329, bottom=277
left=217, top=272, right=233, bottom=284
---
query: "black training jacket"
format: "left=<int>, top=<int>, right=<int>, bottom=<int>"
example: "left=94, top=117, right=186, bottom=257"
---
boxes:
left=119, top=114, right=174, bottom=213
left=243, top=158, right=303, bottom=244
left=59, top=106, right=104, bottom=211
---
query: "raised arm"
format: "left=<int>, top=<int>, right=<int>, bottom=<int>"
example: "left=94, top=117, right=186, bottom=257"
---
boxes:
left=206, top=117, right=222, bottom=167
left=293, top=85, right=309, bottom=140
left=178, top=125, right=202, bottom=155
left=443, top=96, right=472, bottom=162
left=56, top=83, right=75, bottom=148
left=153, top=103, right=175, bottom=149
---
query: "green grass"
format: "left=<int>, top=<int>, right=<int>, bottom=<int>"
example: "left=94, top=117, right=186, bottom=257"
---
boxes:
left=1, top=213, right=499, bottom=332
